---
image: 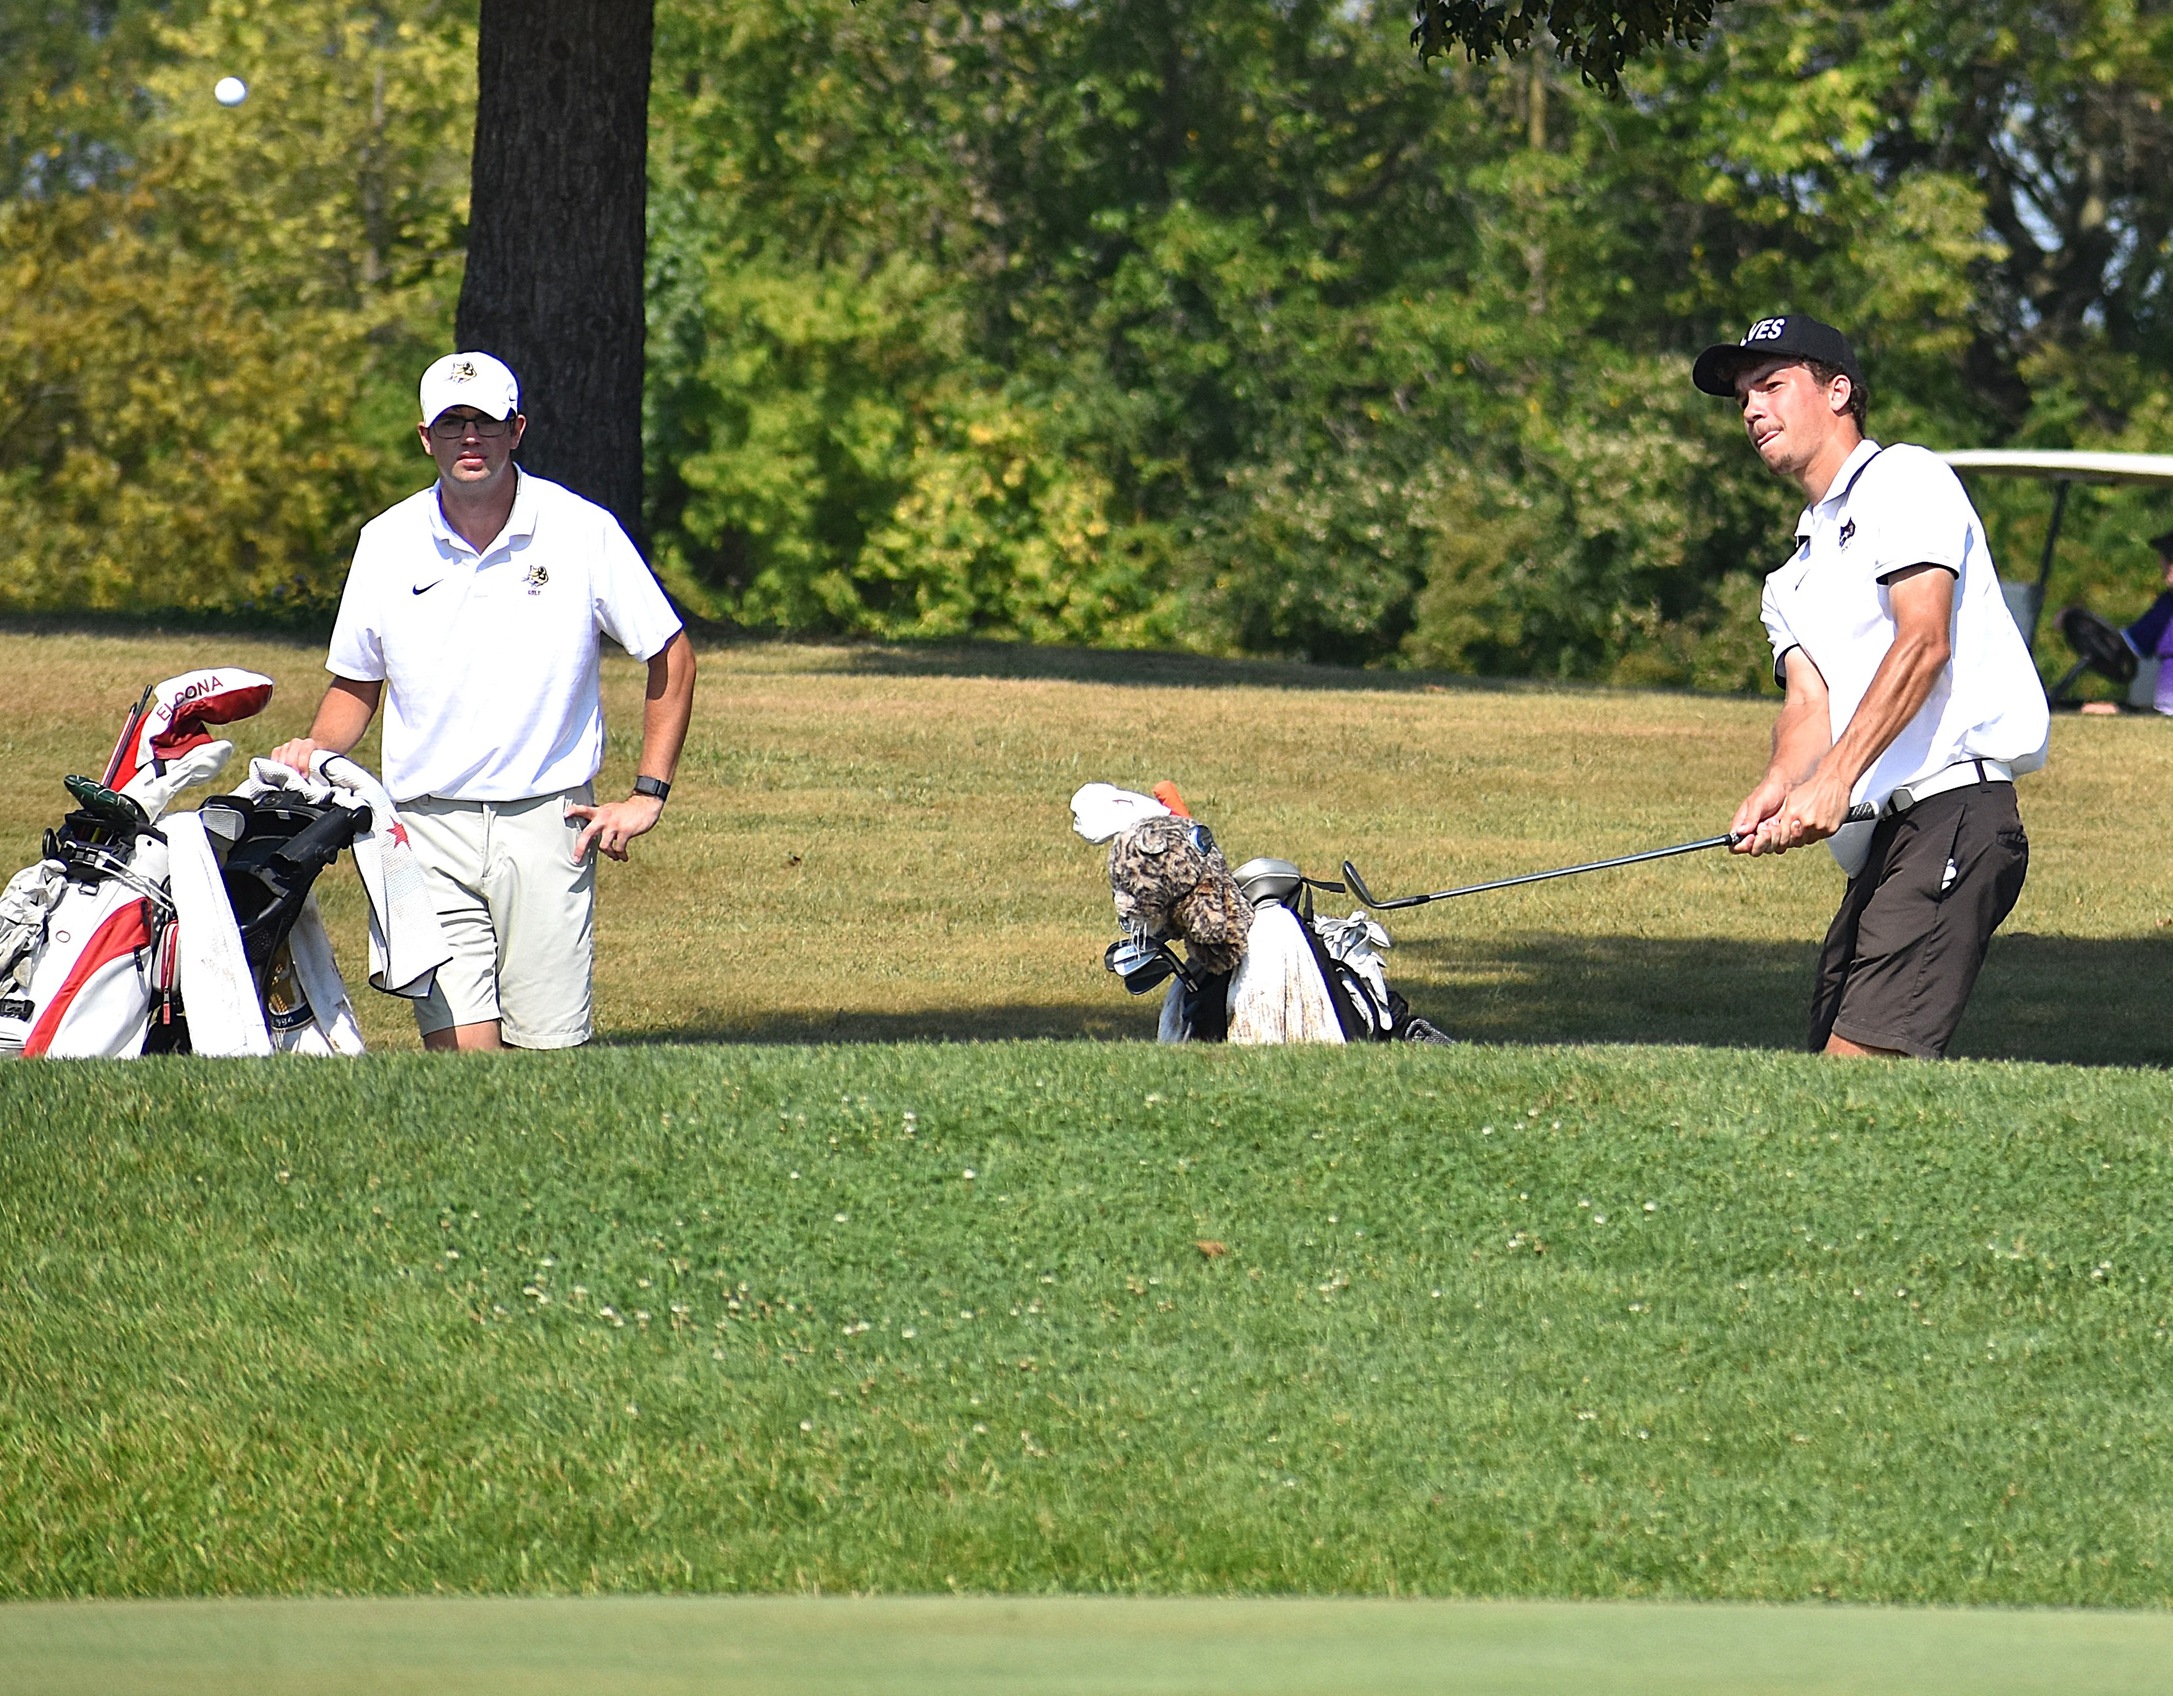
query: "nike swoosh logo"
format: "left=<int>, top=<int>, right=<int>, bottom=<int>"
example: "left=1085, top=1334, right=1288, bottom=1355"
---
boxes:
left=412, top=580, right=443, bottom=595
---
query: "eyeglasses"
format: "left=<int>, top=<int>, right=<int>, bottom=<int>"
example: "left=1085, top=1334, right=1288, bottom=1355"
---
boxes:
left=428, top=413, right=513, bottom=440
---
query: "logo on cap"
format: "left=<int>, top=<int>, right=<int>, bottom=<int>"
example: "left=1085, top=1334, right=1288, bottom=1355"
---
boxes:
left=450, top=360, right=477, bottom=382
left=1743, top=317, right=1789, bottom=345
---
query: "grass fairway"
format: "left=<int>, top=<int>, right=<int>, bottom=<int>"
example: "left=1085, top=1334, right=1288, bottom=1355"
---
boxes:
left=5, top=628, right=2172, bottom=1060
left=6, top=1043, right=2173, bottom=1606
left=8, top=1595, right=2173, bottom=1695
left=7, top=630, right=2173, bottom=1669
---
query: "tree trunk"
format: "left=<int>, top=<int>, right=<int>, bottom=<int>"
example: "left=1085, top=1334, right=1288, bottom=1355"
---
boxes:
left=456, top=0, right=654, bottom=537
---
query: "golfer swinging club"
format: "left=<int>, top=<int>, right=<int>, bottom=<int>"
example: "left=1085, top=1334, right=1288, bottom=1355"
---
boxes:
left=273, top=352, right=696, bottom=1050
left=1696, top=315, right=2049, bottom=1058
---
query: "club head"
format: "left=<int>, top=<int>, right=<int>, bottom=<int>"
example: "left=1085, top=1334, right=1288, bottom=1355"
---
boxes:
left=1105, top=934, right=1180, bottom=995
left=1340, top=860, right=1382, bottom=908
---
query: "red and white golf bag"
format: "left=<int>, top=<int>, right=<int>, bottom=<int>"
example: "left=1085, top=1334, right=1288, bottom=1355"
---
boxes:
left=1, top=669, right=274, bottom=1057
left=1, top=668, right=449, bottom=1059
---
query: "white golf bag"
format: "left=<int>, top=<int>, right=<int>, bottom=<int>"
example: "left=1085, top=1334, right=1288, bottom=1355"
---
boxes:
left=1074, top=782, right=1451, bottom=1046
left=1, top=668, right=449, bottom=1058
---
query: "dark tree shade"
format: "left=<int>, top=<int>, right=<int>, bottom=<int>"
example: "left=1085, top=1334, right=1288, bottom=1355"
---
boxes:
left=455, top=0, right=654, bottom=536
left=1412, top=0, right=1720, bottom=87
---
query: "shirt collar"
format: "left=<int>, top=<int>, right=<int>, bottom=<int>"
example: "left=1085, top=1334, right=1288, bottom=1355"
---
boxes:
left=1795, top=437, right=1883, bottom=541
left=429, top=466, right=535, bottom=559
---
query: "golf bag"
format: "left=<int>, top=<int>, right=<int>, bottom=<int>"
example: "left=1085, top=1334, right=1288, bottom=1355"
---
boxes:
left=1073, top=782, right=1449, bottom=1046
left=1, top=669, right=449, bottom=1059
left=2, top=667, right=276, bottom=1058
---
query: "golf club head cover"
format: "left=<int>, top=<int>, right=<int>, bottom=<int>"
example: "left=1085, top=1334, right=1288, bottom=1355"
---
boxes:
left=1070, top=782, right=1171, bottom=845
left=117, top=738, right=237, bottom=822
left=105, top=669, right=274, bottom=794
left=1108, top=815, right=1250, bottom=975
left=1151, top=780, right=1194, bottom=818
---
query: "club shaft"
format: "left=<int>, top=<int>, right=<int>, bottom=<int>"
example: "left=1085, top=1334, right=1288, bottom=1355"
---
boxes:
left=1342, top=803, right=1879, bottom=910
left=1385, top=834, right=1735, bottom=906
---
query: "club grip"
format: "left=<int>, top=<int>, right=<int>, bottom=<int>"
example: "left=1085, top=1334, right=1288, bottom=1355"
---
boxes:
left=1723, top=800, right=1881, bottom=849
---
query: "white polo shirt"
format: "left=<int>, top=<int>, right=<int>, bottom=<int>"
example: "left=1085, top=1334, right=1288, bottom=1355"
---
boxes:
left=1760, top=439, right=2048, bottom=813
left=327, top=470, right=683, bottom=803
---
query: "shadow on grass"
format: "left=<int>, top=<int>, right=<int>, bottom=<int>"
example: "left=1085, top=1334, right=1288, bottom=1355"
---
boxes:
left=612, top=931, right=2173, bottom=1068
left=1395, top=930, right=2173, bottom=1068
left=825, top=637, right=1579, bottom=697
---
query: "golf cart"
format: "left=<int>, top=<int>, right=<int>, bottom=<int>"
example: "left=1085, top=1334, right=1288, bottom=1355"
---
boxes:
left=1940, top=448, right=2173, bottom=707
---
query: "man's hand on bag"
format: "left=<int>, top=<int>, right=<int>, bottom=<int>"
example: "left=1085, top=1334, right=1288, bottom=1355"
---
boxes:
left=569, top=794, right=665, bottom=863
left=268, top=738, right=323, bottom=776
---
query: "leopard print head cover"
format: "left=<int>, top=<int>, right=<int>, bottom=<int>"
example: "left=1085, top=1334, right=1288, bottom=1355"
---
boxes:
left=1108, top=814, right=1250, bottom=974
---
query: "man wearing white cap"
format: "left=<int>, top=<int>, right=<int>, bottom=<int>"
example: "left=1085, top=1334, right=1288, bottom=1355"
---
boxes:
left=272, top=352, right=696, bottom=1050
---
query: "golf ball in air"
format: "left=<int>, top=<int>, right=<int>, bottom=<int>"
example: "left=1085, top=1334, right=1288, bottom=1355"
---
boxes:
left=213, top=76, right=248, bottom=106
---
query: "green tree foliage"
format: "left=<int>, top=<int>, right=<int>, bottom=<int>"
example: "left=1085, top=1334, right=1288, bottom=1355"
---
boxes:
left=0, top=0, right=471, bottom=617
left=1408, top=0, right=1719, bottom=88
left=640, top=0, right=2173, bottom=681
left=15, top=0, right=2173, bottom=684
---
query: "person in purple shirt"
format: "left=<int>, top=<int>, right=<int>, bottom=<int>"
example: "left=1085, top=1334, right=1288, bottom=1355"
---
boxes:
left=2124, top=528, right=2173, bottom=715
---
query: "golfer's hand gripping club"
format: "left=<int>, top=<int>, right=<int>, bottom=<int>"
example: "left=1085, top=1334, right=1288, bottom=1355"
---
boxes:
left=1341, top=803, right=1878, bottom=912
left=1728, top=797, right=1879, bottom=857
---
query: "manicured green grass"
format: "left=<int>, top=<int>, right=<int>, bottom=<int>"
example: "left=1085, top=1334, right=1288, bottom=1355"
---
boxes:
left=6, top=1043, right=2172, bottom=1604
left=8, top=630, right=2173, bottom=1062
left=9, top=1594, right=2173, bottom=1695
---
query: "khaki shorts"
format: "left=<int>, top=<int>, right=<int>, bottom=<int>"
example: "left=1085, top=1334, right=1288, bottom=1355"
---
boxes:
left=401, top=785, right=595, bottom=1048
left=1808, top=781, right=2028, bottom=1060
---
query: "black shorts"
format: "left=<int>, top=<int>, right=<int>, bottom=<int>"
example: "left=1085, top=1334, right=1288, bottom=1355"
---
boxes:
left=1808, top=781, right=2028, bottom=1059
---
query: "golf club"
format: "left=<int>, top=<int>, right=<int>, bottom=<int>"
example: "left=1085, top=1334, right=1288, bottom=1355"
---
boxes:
left=98, top=682, right=155, bottom=790
left=1341, top=803, right=1879, bottom=912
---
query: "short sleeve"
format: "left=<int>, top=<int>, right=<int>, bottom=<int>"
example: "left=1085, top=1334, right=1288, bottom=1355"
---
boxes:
left=1853, top=448, right=1972, bottom=582
left=591, top=513, right=684, bottom=661
left=1760, top=574, right=1800, bottom=689
left=326, top=530, right=387, bottom=682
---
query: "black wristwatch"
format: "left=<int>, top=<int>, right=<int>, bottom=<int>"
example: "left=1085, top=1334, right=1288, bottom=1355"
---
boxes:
left=632, top=775, right=671, bottom=803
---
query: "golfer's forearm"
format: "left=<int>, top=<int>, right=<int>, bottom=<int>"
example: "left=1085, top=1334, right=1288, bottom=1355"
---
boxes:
left=636, top=633, right=696, bottom=783
left=1818, top=631, right=1947, bottom=791
left=305, top=679, right=381, bottom=753
left=1766, top=700, right=1830, bottom=788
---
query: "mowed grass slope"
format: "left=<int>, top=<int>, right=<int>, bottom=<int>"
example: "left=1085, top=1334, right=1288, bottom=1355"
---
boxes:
left=7, top=630, right=2173, bottom=1622
left=6, top=1043, right=2173, bottom=1604
left=3, top=630, right=2172, bottom=1061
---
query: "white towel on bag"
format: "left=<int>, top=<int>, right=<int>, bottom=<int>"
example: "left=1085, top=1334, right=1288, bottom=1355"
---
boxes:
left=163, top=811, right=273, bottom=1058
left=1226, top=904, right=1345, bottom=1045
left=316, top=754, right=451, bottom=997
left=279, top=893, right=366, bottom=1055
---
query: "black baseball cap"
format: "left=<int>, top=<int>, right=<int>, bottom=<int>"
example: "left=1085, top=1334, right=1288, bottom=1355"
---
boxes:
left=1693, top=313, right=1866, bottom=398
left=2148, top=528, right=2173, bottom=557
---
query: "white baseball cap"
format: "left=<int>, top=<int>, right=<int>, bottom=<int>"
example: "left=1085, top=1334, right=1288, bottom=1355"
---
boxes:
left=418, top=351, right=520, bottom=425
